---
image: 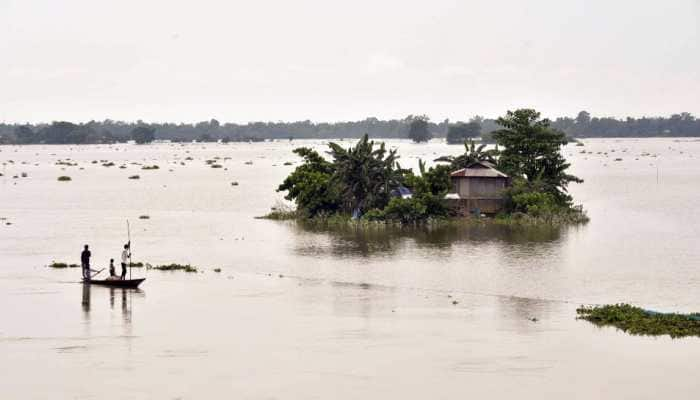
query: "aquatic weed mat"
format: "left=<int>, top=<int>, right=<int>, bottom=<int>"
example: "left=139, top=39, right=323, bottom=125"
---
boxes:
left=577, top=304, right=700, bottom=338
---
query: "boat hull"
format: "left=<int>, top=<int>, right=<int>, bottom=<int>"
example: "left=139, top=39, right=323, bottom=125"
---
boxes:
left=83, top=278, right=145, bottom=288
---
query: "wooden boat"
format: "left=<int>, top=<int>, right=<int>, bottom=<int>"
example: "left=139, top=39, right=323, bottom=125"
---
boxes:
left=83, top=278, right=145, bottom=288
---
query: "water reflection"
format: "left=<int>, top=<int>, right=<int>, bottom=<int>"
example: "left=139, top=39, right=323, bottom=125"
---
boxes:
left=292, top=221, right=570, bottom=258
left=81, top=283, right=144, bottom=326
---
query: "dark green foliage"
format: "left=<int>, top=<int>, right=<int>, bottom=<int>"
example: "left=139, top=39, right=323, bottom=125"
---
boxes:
left=380, top=197, right=428, bottom=223
left=407, top=116, right=431, bottom=143
left=440, top=139, right=498, bottom=170
left=277, top=147, right=340, bottom=217
left=2, top=112, right=700, bottom=144
left=446, top=121, right=481, bottom=144
left=328, top=134, right=403, bottom=213
left=493, top=109, right=582, bottom=206
left=149, top=263, right=198, bottom=272
left=48, top=262, right=79, bottom=268
left=577, top=304, right=700, bottom=338
left=130, top=126, right=156, bottom=144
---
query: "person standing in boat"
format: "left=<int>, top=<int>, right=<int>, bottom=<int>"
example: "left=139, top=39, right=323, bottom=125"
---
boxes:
left=81, top=245, right=92, bottom=280
left=120, top=242, right=131, bottom=280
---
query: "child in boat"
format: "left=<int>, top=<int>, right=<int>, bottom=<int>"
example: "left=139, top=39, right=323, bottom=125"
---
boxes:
left=106, top=259, right=120, bottom=281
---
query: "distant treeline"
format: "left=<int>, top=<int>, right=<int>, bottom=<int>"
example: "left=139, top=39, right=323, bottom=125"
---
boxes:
left=0, top=111, right=698, bottom=145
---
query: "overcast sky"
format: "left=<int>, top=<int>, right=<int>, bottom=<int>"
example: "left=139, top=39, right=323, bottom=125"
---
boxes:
left=1, top=0, right=698, bottom=123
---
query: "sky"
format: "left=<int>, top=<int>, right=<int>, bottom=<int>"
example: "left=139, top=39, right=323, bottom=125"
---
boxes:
left=1, top=0, right=698, bottom=123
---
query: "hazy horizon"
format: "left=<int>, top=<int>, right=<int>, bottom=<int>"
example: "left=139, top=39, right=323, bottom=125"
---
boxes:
left=1, top=0, right=698, bottom=123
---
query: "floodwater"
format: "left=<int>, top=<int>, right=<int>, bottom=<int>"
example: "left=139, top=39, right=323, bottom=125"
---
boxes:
left=1, top=138, right=699, bottom=399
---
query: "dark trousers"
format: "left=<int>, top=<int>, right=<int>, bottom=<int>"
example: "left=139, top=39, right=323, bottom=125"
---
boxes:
left=121, top=263, right=127, bottom=279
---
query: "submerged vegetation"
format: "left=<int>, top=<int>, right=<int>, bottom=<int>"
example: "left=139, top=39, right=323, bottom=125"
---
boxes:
left=577, top=304, right=700, bottom=338
left=149, top=263, right=198, bottom=273
left=271, top=108, right=585, bottom=225
left=48, top=261, right=79, bottom=268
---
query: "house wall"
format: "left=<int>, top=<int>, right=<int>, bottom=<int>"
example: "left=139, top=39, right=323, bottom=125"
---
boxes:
left=455, top=177, right=506, bottom=198
left=446, top=198, right=505, bottom=216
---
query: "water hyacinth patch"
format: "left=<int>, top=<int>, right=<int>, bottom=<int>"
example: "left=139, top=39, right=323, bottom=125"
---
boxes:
left=577, top=304, right=700, bottom=338
left=148, top=263, right=198, bottom=273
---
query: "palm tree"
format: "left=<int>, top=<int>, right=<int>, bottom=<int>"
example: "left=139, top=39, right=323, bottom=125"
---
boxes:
left=328, top=134, right=403, bottom=213
left=434, top=139, right=499, bottom=170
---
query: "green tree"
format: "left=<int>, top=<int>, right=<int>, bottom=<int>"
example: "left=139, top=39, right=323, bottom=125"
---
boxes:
left=492, top=109, right=582, bottom=205
left=328, top=134, right=404, bottom=213
left=446, top=121, right=481, bottom=144
left=130, top=126, right=156, bottom=144
left=407, top=115, right=431, bottom=143
left=277, top=147, right=340, bottom=217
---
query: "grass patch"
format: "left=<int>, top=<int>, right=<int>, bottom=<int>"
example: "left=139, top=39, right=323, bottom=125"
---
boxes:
left=57, top=176, right=72, bottom=181
left=495, top=207, right=589, bottom=226
left=148, top=263, right=198, bottom=273
left=577, top=304, right=700, bottom=338
left=49, top=262, right=79, bottom=269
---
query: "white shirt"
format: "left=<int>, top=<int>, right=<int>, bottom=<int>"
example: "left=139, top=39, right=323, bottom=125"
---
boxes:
left=121, top=249, right=130, bottom=264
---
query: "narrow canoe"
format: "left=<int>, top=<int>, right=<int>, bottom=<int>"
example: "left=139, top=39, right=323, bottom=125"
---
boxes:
left=83, top=278, right=145, bottom=288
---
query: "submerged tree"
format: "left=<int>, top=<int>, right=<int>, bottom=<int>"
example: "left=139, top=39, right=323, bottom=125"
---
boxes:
left=446, top=121, right=481, bottom=144
left=492, top=109, right=582, bottom=205
left=407, top=115, right=431, bottom=143
left=130, top=126, right=156, bottom=144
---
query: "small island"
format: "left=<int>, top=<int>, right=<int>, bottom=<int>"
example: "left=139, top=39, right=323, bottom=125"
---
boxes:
left=267, top=109, right=587, bottom=225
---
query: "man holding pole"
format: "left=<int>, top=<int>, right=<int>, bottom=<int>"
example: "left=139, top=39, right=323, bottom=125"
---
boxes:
left=121, top=242, right=131, bottom=280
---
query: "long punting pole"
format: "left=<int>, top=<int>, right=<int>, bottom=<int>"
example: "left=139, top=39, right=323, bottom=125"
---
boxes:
left=127, top=219, right=132, bottom=280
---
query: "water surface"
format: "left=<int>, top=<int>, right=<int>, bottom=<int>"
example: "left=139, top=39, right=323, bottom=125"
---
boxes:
left=1, top=138, right=699, bottom=399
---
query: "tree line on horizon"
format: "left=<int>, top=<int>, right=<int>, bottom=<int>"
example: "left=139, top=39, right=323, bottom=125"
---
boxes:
left=0, top=111, right=698, bottom=145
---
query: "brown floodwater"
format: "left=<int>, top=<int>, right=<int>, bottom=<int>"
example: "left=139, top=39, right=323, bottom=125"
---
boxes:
left=1, top=138, right=699, bottom=399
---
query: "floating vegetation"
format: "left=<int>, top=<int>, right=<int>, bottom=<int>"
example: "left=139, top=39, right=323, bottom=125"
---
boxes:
left=141, top=165, right=159, bottom=170
left=130, top=262, right=147, bottom=268
left=57, top=176, right=72, bottom=181
left=139, top=215, right=150, bottom=219
left=577, top=304, right=700, bottom=338
left=49, top=262, right=80, bottom=269
left=128, top=175, right=140, bottom=179
left=102, top=162, right=115, bottom=167
left=148, top=263, right=198, bottom=273
left=213, top=268, right=222, bottom=273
